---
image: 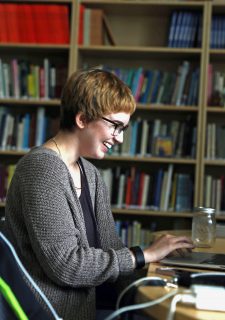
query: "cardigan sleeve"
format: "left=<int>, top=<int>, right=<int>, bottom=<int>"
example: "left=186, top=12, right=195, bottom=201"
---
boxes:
left=6, top=151, right=134, bottom=289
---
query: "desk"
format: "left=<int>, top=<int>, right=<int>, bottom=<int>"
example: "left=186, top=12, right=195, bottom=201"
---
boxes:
left=136, top=231, right=225, bottom=320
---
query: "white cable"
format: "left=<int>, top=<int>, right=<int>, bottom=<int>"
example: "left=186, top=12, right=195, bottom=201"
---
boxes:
left=104, top=276, right=178, bottom=320
left=104, top=290, right=178, bottom=320
left=116, top=276, right=166, bottom=309
left=167, top=292, right=195, bottom=320
left=0, top=232, right=63, bottom=320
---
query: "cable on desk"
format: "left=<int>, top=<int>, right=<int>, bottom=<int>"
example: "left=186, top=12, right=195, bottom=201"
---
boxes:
left=167, top=272, right=225, bottom=320
left=103, top=276, right=178, bottom=320
left=166, top=291, right=195, bottom=320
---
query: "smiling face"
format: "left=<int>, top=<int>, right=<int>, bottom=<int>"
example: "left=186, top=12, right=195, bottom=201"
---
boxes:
left=79, top=112, right=130, bottom=159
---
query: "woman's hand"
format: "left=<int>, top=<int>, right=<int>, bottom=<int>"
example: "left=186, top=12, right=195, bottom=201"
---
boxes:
left=143, top=234, right=195, bottom=264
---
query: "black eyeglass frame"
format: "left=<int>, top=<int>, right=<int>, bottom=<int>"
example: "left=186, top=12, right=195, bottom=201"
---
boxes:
left=101, top=117, right=129, bottom=136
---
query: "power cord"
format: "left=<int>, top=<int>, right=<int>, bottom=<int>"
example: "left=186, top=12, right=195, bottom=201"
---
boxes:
left=167, top=272, right=225, bottom=320
left=103, top=276, right=178, bottom=320
left=167, top=290, right=195, bottom=320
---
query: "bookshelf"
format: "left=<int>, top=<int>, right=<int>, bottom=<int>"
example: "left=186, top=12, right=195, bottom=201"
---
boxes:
left=1, top=1, right=225, bottom=235
left=75, top=0, right=208, bottom=232
left=0, top=0, right=75, bottom=214
left=200, top=0, right=225, bottom=214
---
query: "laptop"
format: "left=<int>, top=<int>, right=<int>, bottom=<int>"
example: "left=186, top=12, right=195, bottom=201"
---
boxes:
left=161, top=252, right=225, bottom=271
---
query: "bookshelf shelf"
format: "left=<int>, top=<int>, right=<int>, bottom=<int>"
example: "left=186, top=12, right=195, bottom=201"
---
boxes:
left=204, top=160, right=225, bottom=166
left=100, top=156, right=197, bottom=164
left=112, top=208, right=193, bottom=218
left=0, top=151, right=27, bottom=156
left=0, top=98, right=60, bottom=106
left=79, top=46, right=202, bottom=53
left=207, top=107, right=225, bottom=113
left=112, top=208, right=225, bottom=221
left=136, top=104, right=198, bottom=112
left=0, top=44, right=70, bottom=50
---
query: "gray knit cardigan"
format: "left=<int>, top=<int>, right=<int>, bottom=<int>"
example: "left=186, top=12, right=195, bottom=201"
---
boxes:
left=5, top=147, right=134, bottom=320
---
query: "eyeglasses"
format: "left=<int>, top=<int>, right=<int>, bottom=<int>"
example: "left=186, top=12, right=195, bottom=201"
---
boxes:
left=101, top=117, right=129, bottom=136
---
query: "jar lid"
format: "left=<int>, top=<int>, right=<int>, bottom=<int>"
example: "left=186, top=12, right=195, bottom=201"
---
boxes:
left=194, top=207, right=215, bottom=214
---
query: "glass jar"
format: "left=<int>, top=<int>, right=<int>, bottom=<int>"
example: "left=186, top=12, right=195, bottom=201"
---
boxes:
left=192, top=207, right=216, bottom=248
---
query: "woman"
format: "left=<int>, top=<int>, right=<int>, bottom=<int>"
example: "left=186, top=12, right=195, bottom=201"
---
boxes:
left=5, top=69, right=194, bottom=320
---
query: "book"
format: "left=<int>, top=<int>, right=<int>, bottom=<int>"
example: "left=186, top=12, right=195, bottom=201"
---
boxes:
left=33, top=4, right=49, bottom=43
left=103, top=13, right=116, bottom=46
left=135, top=119, right=143, bottom=155
left=5, top=4, right=20, bottom=42
left=6, top=114, right=14, bottom=149
left=129, top=120, right=139, bottom=156
left=35, top=107, right=46, bottom=146
left=121, top=124, right=131, bottom=155
left=189, top=12, right=199, bottom=47
left=207, top=64, right=213, bottom=105
left=173, top=11, right=184, bottom=47
left=155, top=72, right=169, bottom=104
left=175, top=174, right=192, bottom=212
left=150, top=71, right=162, bottom=103
left=163, top=164, right=174, bottom=211
left=22, top=113, right=30, bottom=150
left=52, top=5, right=70, bottom=44
left=19, top=4, right=36, bottom=43
left=139, top=70, right=153, bottom=104
left=168, top=11, right=178, bottom=47
left=117, top=173, right=126, bottom=207
left=151, top=118, right=161, bottom=154
left=11, top=59, right=20, bottom=98
left=139, top=120, right=149, bottom=156
left=175, top=61, right=190, bottom=106
left=83, top=8, right=104, bottom=45
left=130, top=67, right=143, bottom=99
left=16, top=117, right=24, bottom=150
left=153, top=169, right=163, bottom=209
left=180, top=12, right=192, bottom=48
left=154, top=136, right=173, bottom=157
left=0, top=4, right=8, bottom=42
left=6, top=164, right=16, bottom=190
left=171, top=64, right=183, bottom=105
left=83, top=8, right=91, bottom=45
left=159, top=170, right=168, bottom=211
left=1, top=113, right=11, bottom=150
left=78, top=4, right=85, bottom=45
left=140, top=174, right=150, bottom=208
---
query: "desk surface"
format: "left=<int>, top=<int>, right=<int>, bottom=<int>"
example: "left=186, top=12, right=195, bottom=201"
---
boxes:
left=136, top=231, right=225, bottom=320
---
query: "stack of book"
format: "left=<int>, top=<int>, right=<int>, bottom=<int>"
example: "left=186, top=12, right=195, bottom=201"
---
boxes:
left=114, top=220, right=156, bottom=248
left=98, top=63, right=199, bottom=106
left=0, top=3, right=70, bottom=44
left=0, top=106, right=59, bottom=151
left=210, top=14, right=225, bottom=49
left=203, top=174, right=224, bottom=213
left=108, top=116, right=196, bottom=159
left=0, top=58, right=67, bottom=99
left=100, top=165, right=193, bottom=212
left=78, top=4, right=116, bottom=46
left=167, top=10, right=202, bottom=48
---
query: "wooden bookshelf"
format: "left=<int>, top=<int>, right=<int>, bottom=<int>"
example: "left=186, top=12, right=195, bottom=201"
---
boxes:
left=1, top=0, right=225, bottom=228
left=0, top=0, right=75, bottom=215
left=199, top=0, right=225, bottom=214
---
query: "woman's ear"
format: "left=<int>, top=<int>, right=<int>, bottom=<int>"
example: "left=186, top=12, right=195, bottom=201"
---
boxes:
left=75, top=112, right=87, bottom=129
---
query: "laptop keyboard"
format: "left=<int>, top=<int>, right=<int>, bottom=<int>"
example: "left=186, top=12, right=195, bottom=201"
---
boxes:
left=202, top=254, right=225, bottom=265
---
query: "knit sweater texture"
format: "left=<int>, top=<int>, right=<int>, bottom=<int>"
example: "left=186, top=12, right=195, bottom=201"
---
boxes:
left=5, top=147, right=134, bottom=320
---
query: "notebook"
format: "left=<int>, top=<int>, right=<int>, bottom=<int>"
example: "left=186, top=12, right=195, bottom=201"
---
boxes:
left=161, top=252, right=225, bottom=270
